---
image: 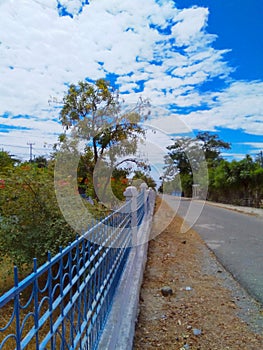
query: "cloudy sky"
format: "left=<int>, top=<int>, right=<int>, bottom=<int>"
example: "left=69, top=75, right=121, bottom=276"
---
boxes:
left=0, top=0, right=262, bottom=167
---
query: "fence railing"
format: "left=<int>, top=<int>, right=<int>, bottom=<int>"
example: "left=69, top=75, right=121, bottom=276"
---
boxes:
left=0, top=185, right=155, bottom=350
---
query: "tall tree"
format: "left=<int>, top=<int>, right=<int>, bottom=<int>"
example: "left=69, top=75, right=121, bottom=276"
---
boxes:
left=196, top=132, right=231, bottom=167
left=60, top=79, right=149, bottom=164
left=59, top=78, right=150, bottom=203
left=163, top=132, right=230, bottom=197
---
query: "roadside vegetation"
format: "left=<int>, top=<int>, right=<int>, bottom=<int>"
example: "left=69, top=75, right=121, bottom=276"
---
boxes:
left=161, top=132, right=263, bottom=208
left=0, top=78, right=154, bottom=278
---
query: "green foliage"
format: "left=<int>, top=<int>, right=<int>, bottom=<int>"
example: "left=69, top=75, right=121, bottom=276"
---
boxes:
left=32, top=155, right=48, bottom=168
left=209, top=156, right=263, bottom=207
left=163, top=132, right=262, bottom=207
left=111, top=168, right=129, bottom=202
left=164, top=133, right=217, bottom=197
left=60, top=79, right=149, bottom=164
left=132, top=170, right=157, bottom=189
left=196, top=132, right=231, bottom=166
left=0, top=79, right=152, bottom=269
left=0, top=163, right=76, bottom=268
left=77, top=146, right=95, bottom=197
left=165, top=132, right=230, bottom=176
left=0, top=150, right=19, bottom=171
left=59, top=78, right=150, bottom=203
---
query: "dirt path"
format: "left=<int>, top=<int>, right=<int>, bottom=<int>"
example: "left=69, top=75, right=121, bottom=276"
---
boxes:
left=133, top=197, right=263, bottom=350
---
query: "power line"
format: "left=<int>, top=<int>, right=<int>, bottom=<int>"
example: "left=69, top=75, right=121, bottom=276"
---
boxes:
left=0, top=143, right=29, bottom=149
left=0, top=143, right=53, bottom=151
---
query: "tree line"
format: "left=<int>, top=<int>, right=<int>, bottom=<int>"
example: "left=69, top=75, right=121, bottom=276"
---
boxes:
left=161, top=132, right=263, bottom=208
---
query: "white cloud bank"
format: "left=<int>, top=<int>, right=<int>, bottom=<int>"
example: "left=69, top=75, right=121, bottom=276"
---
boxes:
left=0, top=0, right=262, bottom=160
left=185, top=81, right=263, bottom=135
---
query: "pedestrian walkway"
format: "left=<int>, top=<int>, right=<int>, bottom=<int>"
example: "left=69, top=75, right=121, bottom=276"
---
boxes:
left=205, top=200, right=263, bottom=219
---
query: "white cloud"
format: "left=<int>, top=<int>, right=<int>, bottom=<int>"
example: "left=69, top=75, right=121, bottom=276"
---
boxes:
left=146, top=114, right=195, bottom=135
left=57, top=0, right=84, bottom=15
left=242, top=143, right=263, bottom=148
left=184, top=81, right=263, bottom=135
left=240, top=143, right=263, bottom=156
left=0, top=0, right=262, bottom=162
left=0, top=0, right=227, bottom=117
left=172, top=6, right=209, bottom=46
left=221, top=152, right=248, bottom=160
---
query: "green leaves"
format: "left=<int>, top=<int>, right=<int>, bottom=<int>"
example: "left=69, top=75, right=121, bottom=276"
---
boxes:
left=58, top=78, right=150, bottom=204
left=209, top=157, right=263, bottom=206
left=0, top=163, right=76, bottom=268
left=0, top=150, right=20, bottom=172
left=163, top=132, right=262, bottom=206
left=59, top=78, right=149, bottom=163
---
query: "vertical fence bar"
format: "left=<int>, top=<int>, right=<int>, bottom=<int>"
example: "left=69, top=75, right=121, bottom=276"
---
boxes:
left=139, top=183, right=149, bottom=244
left=47, top=252, right=55, bottom=350
left=76, top=241, right=81, bottom=340
left=68, top=249, right=74, bottom=348
left=59, top=247, right=66, bottom=350
left=14, top=266, right=21, bottom=350
left=33, top=258, right=39, bottom=350
left=140, top=183, right=148, bottom=218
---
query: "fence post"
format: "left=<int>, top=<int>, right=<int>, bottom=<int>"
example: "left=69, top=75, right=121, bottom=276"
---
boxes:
left=140, top=183, right=148, bottom=203
left=137, top=183, right=148, bottom=245
left=124, top=186, right=138, bottom=246
left=140, top=181, right=148, bottom=214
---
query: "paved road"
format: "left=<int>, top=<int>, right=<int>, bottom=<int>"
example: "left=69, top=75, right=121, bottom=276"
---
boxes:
left=163, top=195, right=263, bottom=304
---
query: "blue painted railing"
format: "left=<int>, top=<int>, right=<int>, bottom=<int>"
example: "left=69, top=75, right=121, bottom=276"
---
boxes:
left=0, top=188, right=154, bottom=350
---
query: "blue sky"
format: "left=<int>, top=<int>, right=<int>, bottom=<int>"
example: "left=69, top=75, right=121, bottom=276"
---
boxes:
left=0, top=0, right=262, bottom=168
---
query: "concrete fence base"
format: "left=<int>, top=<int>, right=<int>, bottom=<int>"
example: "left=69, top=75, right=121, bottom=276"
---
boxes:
left=97, top=202, right=154, bottom=350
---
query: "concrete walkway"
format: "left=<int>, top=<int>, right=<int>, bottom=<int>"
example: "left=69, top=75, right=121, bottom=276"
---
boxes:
left=204, top=200, right=263, bottom=219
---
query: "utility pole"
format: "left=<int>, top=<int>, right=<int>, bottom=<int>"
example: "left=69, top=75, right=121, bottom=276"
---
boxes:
left=260, top=150, right=263, bottom=168
left=27, top=142, right=35, bottom=162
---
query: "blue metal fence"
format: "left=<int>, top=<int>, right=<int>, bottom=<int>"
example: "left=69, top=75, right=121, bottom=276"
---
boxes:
left=0, top=188, right=154, bottom=350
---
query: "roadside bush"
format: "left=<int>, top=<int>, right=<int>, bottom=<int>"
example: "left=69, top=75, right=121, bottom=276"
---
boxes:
left=0, top=163, right=77, bottom=268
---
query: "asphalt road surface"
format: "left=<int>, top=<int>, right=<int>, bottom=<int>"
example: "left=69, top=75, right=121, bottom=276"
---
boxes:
left=163, top=195, right=263, bottom=305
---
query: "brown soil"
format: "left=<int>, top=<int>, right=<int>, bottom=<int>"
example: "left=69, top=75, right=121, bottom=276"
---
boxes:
left=133, top=197, right=263, bottom=350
